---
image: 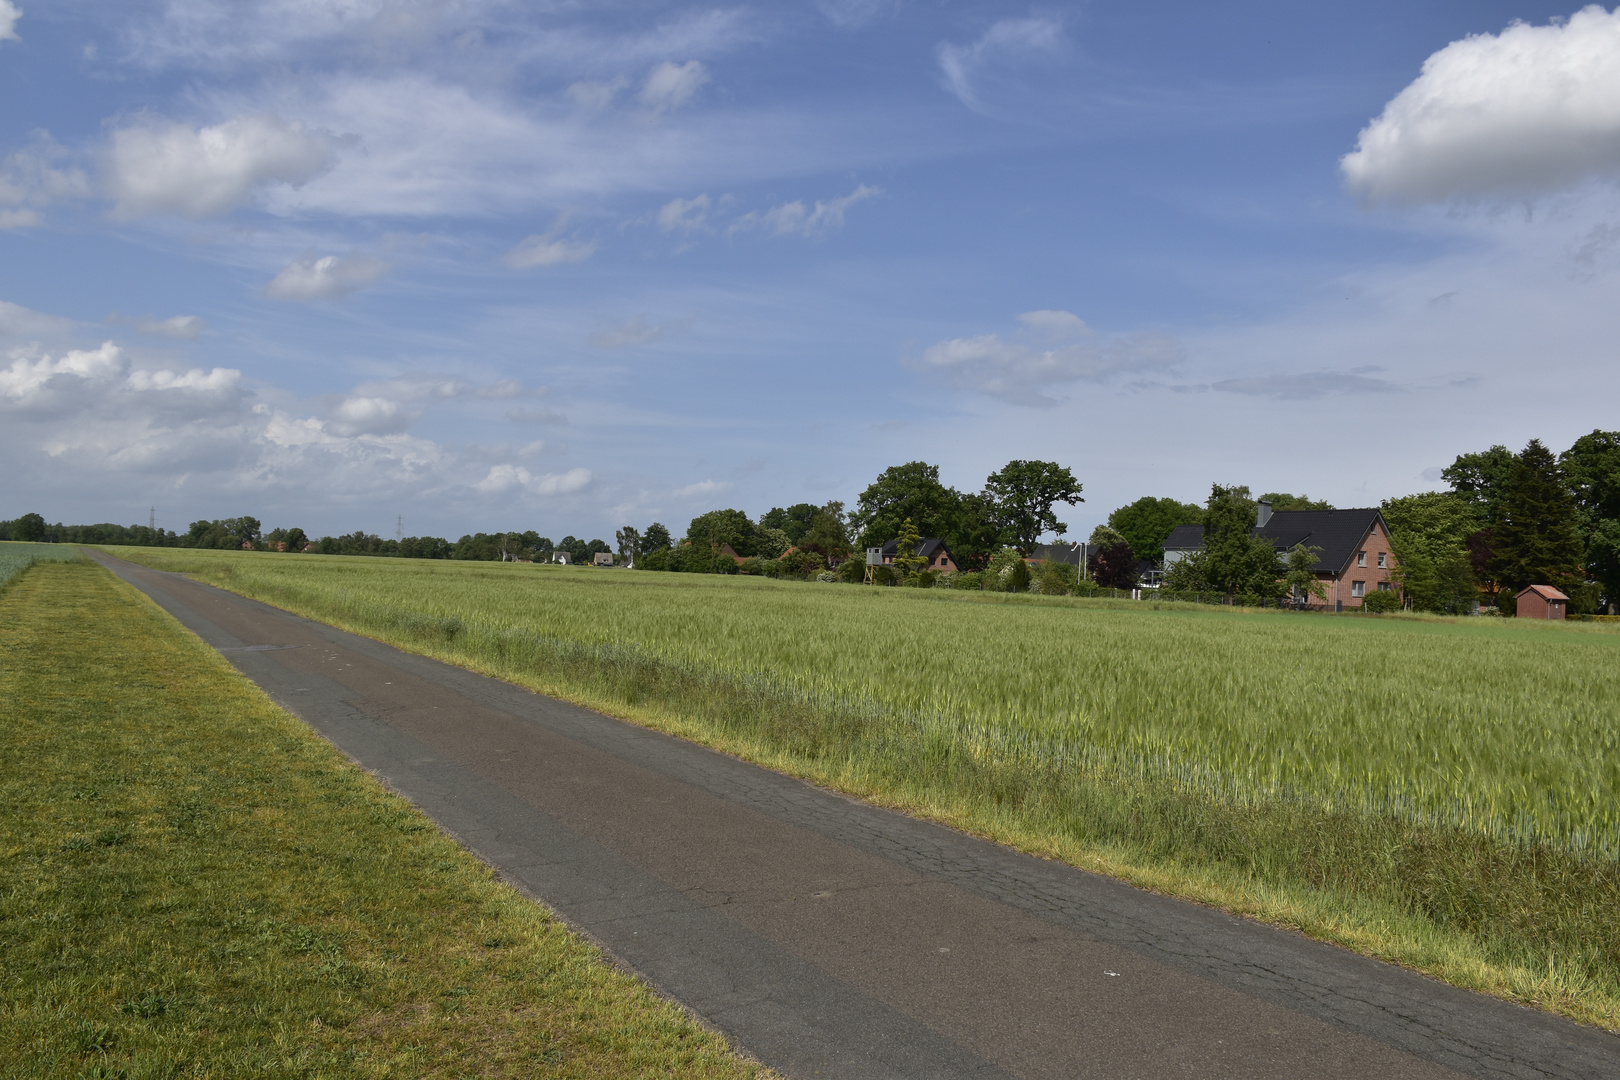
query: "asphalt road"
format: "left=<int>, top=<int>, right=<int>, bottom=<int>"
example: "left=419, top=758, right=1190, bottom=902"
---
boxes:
left=91, top=551, right=1618, bottom=1080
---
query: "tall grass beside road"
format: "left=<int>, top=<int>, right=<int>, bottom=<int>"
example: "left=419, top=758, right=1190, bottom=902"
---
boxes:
left=105, top=548, right=1620, bottom=1029
left=0, top=541, right=82, bottom=589
left=0, top=559, right=768, bottom=1079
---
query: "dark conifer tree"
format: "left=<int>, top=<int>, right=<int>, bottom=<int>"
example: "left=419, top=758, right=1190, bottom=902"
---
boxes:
left=1489, top=439, right=1584, bottom=595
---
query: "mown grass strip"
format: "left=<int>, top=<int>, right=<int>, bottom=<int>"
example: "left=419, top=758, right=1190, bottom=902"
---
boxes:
left=0, top=541, right=83, bottom=592
left=98, top=547, right=1620, bottom=1033
left=0, top=559, right=769, bottom=1079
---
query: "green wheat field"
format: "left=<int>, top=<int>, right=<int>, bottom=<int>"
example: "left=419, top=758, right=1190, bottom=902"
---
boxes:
left=111, top=547, right=1620, bottom=856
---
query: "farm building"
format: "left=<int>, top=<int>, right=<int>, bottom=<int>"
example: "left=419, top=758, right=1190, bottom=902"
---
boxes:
left=1162, top=500, right=1396, bottom=610
left=878, top=537, right=958, bottom=574
left=1515, top=585, right=1568, bottom=620
left=552, top=551, right=571, bottom=565
left=593, top=551, right=615, bottom=566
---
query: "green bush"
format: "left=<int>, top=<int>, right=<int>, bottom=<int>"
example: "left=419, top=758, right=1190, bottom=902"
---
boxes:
left=1362, top=589, right=1402, bottom=613
left=948, top=571, right=984, bottom=590
left=1006, top=559, right=1031, bottom=593
left=870, top=564, right=895, bottom=586
left=836, top=557, right=866, bottom=583
left=1496, top=591, right=1518, bottom=617
left=1036, top=561, right=1078, bottom=595
left=909, top=569, right=937, bottom=589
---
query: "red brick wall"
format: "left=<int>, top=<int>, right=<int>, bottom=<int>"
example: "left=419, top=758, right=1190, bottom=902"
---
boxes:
left=1515, top=590, right=1566, bottom=620
left=1328, top=518, right=1397, bottom=609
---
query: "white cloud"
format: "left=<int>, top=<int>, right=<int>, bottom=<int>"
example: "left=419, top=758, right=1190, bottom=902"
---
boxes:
left=567, top=76, right=628, bottom=114
left=937, top=16, right=1064, bottom=111
left=639, top=60, right=709, bottom=113
left=1343, top=7, right=1620, bottom=204
left=124, top=366, right=239, bottom=393
left=504, top=216, right=596, bottom=269
left=105, top=114, right=336, bottom=219
left=326, top=394, right=414, bottom=436
left=0, top=342, right=125, bottom=409
left=0, top=298, right=74, bottom=338
left=265, top=253, right=389, bottom=300
left=658, top=193, right=711, bottom=232
left=589, top=314, right=686, bottom=348
left=729, top=183, right=880, bottom=238
left=475, top=464, right=592, bottom=496
left=135, top=315, right=206, bottom=339
left=0, top=1, right=19, bottom=43
left=0, top=133, right=92, bottom=227
left=913, top=310, right=1183, bottom=406
left=674, top=479, right=728, bottom=498
left=0, top=341, right=243, bottom=421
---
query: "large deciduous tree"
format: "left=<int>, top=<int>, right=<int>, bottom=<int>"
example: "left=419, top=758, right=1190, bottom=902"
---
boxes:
left=1560, top=429, right=1620, bottom=610
left=1257, top=492, right=1334, bottom=512
left=853, top=462, right=962, bottom=550
left=1380, top=491, right=1480, bottom=614
left=983, top=459, right=1083, bottom=554
left=685, top=509, right=759, bottom=557
left=1106, top=497, right=1204, bottom=562
left=1443, top=445, right=1516, bottom=524
left=1166, top=484, right=1283, bottom=597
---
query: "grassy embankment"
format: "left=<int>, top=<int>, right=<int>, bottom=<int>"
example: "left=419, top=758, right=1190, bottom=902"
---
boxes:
left=102, top=548, right=1620, bottom=1031
left=0, top=554, right=768, bottom=1079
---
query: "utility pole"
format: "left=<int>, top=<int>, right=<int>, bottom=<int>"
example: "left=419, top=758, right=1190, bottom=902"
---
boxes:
left=396, top=515, right=403, bottom=541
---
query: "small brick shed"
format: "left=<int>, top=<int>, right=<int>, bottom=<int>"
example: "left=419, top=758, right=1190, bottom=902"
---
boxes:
left=1516, top=584, right=1569, bottom=620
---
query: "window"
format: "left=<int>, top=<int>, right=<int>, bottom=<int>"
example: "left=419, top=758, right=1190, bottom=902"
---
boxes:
left=1377, top=552, right=1387, bottom=568
left=1377, top=581, right=1392, bottom=591
left=1351, top=581, right=1366, bottom=598
left=1357, top=551, right=1367, bottom=567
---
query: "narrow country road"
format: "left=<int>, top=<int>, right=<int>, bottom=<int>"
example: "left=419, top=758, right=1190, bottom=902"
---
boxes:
left=92, top=552, right=1618, bottom=1080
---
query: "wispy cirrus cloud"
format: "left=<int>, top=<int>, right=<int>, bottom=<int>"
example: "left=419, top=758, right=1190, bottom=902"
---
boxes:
left=936, top=16, right=1064, bottom=112
left=729, top=184, right=880, bottom=237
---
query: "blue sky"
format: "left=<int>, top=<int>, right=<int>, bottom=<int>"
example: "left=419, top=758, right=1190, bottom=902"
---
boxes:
left=4, top=1, right=1620, bottom=542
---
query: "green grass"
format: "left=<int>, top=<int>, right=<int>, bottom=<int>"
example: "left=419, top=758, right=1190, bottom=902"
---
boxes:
left=0, top=558, right=769, bottom=1079
left=0, top=541, right=83, bottom=590
left=99, top=548, right=1620, bottom=1030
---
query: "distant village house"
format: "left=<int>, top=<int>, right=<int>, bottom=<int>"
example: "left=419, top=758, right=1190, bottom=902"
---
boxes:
left=1162, top=501, right=1396, bottom=609
left=878, top=537, right=958, bottom=574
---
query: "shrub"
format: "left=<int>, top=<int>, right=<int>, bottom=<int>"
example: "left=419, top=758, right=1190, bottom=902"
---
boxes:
left=948, top=571, right=984, bottom=591
left=909, top=570, right=937, bottom=589
left=739, top=557, right=765, bottom=576
left=1362, top=589, right=1402, bottom=614
left=1036, top=561, right=1078, bottom=596
left=1496, top=590, right=1518, bottom=617
left=836, top=557, right=866, bottom=584
left=870, top=565, right=896, bottom=586
left=1006, top=559, right=1031, bottom=593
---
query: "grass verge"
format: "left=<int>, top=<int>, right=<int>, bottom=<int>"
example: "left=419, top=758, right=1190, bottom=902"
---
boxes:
left=0, top=559, right=768, bottom=1079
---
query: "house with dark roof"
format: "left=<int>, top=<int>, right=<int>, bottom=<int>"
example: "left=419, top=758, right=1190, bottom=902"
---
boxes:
left=878, top=537, right=958, bottom=574
left=1161, top=500, right=1396, bottom=609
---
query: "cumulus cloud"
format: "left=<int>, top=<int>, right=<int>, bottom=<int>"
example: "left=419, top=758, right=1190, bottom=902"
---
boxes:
left=134, top=315, right=206, bottom=339
left=0, top=341, right=242, bottom=420
left=504, top=215, right=596, bottom=269
left=265, top=253, right=388, bottom=300
left=658, top=193, right=710, bottom=232
left=1343, top=7, right=1620, bottom=203
left=729, top=184, right=880, bottom=238
left=325, top=394, right=415, bottom=436
left=105, top=114, right=336, bottom=219
left=912, top=310, right=1183, bottom=406
left=639, top=60, right=709, bottom=113
left=937, top=16, right=1064, bottom=111
left=475, top=464, right=592, bottom=496
left=0, top=1, right=19, bottom=43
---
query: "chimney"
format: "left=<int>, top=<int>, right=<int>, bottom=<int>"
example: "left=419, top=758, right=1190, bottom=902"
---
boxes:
left=1256, top=499, right=1273, bottom=529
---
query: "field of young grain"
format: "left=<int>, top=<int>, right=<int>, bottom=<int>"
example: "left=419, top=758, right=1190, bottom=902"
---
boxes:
left=104, top=547, right=1620, bottom=1027
left=0, top=541, right=82, bottom=589
left=110, top=547, right=1620, bottom=854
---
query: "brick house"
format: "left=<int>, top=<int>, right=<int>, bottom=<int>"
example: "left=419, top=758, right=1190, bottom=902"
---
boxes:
left=878, top=537, right=958, bottom=574
left=1515, top=584, right=1568, bottom=620
left=1161, top=501, right=1397, bottom=609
